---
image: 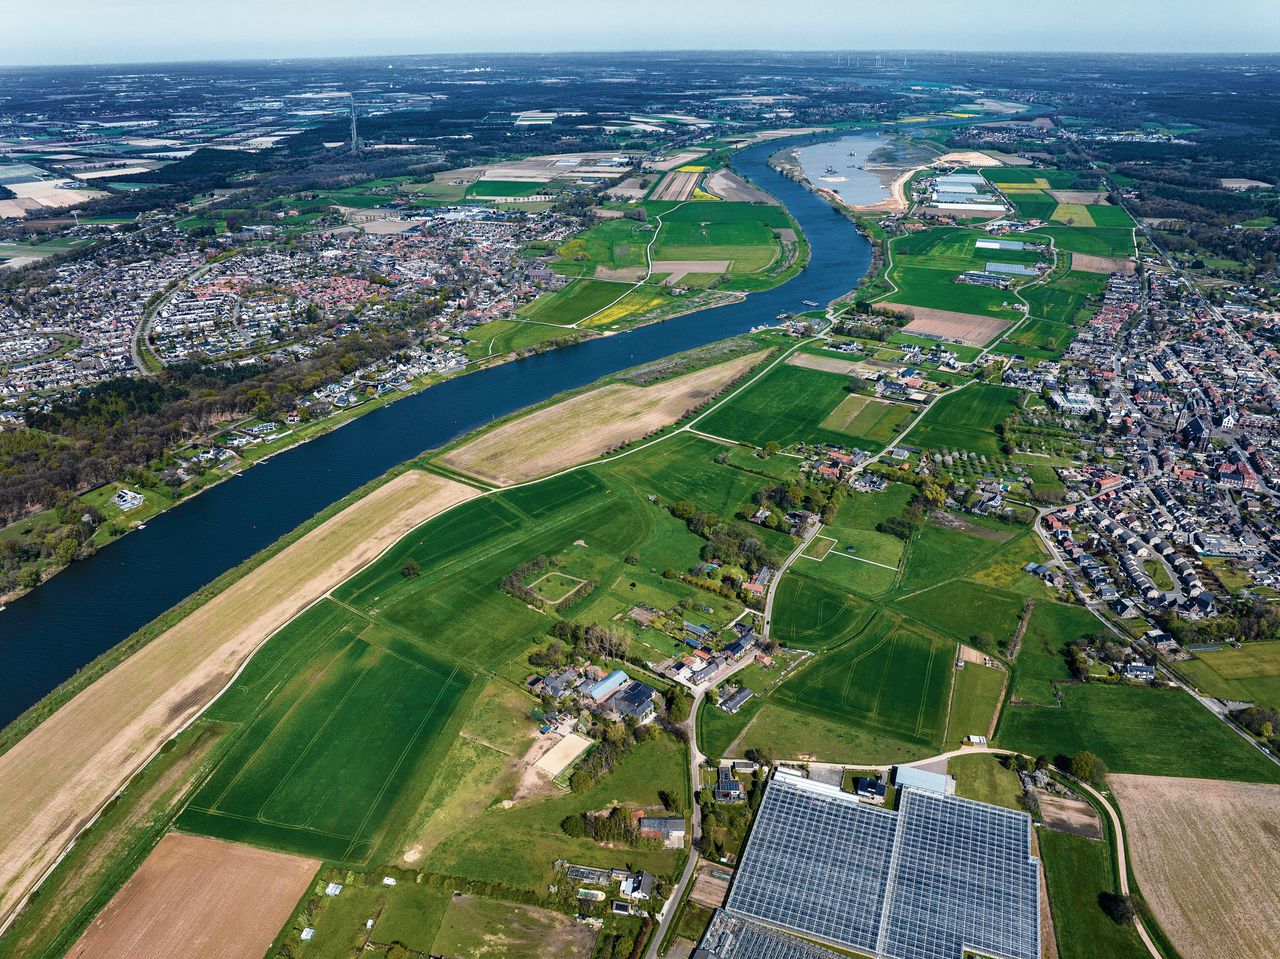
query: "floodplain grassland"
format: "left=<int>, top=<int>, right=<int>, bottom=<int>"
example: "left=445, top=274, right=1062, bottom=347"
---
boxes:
left=518, top=278, right=631, bottom=325
left=0, top=469, right=479, bottom=926
left=441, top=349, right=766, bottom=483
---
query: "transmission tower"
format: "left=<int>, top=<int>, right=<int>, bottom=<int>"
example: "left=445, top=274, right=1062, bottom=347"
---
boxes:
left=349, top=94, right=360, bottom=153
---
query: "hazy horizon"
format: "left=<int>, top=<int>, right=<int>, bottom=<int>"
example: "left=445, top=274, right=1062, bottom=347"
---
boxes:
left=3, top=0, right=1279, bottom=68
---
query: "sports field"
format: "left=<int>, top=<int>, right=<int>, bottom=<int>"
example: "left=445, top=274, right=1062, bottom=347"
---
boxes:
left=1177, top=641, right=1280, bottom=709
left=1111, top=774, right=1280, bottom=959
left=908, top=383, right=1020, bottom=455
left=442, top=350, right=764, bottom=483
left=64, top=833, right=318, bottom=959
left=998, top=684, right=1280, bottom=783
left=774, top=612, right=953, bottom=749
left=179, top=600, right=474, bottom=861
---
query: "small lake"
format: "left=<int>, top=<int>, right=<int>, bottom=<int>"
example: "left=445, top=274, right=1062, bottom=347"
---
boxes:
left=795, top=133, right=894, bottom=206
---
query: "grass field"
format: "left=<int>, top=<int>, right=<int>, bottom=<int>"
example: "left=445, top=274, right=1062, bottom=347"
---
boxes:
left=462, top=318, right=574, bottom=358
left=650, top=201, right=789, bottom=275
left=1030, top=226, right=1135, bottom=259
left=895, top=578, right=1024, bottom=646
left=769, top=571, right=876, bottom=650
left=1039, top=829, right=1149, bottom=959
left=731, top=699, right=936, bottom=764
left=1001, top=317, right=1077, bottom=357
left=467, top=180, right=552, bottom=198
left=180, top=601, right=475, bottom=862
left=1176, top=641, right=1280, bottom=710
left=0, top=470, right=479, bottom=925
left=774, top=612, right=954, bottom=750
left=695, top=363, right=887, bottom=450
left=820, top=395, right=915, bottom=447
left=519, top=278, right=630, bottom=325
left=1012, top=601, right=1098, bottom=705
left=949, top=753, right=1021, bottom=809
left=1021, top=270, right=1108, bottom=325
left=908, top=383, right=1021, bottom=455
left=555, top=219, right=652, bottom=276
left=998, top=684, right=1280, bottom=783
left=946, top=664, right=1006, bottom=746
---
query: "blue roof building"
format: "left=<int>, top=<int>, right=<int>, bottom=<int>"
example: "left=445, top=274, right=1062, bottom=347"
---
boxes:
left=587, top=669, right=629, bottom=703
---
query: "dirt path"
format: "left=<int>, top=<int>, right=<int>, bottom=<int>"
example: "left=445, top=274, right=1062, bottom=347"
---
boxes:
left=0, top=470, right=479, bottom=930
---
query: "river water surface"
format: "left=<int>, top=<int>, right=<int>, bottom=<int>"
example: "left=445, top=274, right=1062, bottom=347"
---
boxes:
left=0, top=137, right=873, bottom=728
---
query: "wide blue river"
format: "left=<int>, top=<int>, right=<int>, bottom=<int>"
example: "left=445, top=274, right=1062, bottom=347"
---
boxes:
left=0, top=137, right=871, bottom=728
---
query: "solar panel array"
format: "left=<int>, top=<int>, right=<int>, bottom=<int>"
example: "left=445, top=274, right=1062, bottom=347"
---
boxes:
left=723, top=772, right=1040, bottom=959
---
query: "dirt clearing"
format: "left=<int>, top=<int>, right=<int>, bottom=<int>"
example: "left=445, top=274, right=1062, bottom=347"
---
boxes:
left=1111, top=774, right=1280, bottom=959
left=786, top=352, right=859, bottom=375
left=894, top=305, right=1011, bottom=346
left=432, top=894, right=596, bottom=959
left=1049, top=190, right=1110, bottom=205
left=1036, top=791, right=1101, bottom=839
left=0, top=470, right=479, bottom=928
left=441, top=351, right=766, bottom=484
left=66, top=833, right=317, bottom=959
left=534, top=732, right=593, bottom=779
left=704, top=169, right=778, bottom=204
left=690, top=861, right=733, bottom=909
left=1070, top=253, right=1135, bottom=275
left=651, top=259, right=729, bottom=284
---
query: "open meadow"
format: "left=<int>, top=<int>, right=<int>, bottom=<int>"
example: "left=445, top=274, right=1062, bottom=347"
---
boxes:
left=1176, top=640, right=1280, bottom=709
left=908, top=383, right=1021, bottom=455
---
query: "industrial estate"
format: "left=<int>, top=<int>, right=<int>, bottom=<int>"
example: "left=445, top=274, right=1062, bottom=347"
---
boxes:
left=1, top=42, right=1279, bottom=959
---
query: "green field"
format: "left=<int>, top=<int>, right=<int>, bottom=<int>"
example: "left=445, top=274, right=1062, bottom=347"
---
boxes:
left=1000, top=317, right=1077, bottom=358
left=820, top=395, right=916, bottom=447
left=998, top=684, right=1280, bottom=782
left=732, top=700, right=936, bottom=764
left=179, top=600, right=474, bottom=861
left=467, top=180, right=551, bottom=198
left=694, top=363, right=862, bottom=449
left=908, top=383, right=1021, bottom=455
left=519, top=278, right=628, bottom=325
left=1012, top=601, right=1098, bottom=705
left=1039, top=830, right=1150, bottom=959
left=555, top=219, right=652, bottom=275
left=882, top=228, right=1035, bottom=320
left=1031, top=226, right=1135, bottom=259
left=1021, top=271, right=1108, bottom=325
left=949, top=753, right=1021, bottom=809
left=650, top=201, right=790, bottom=275
left=769, top=571, right=876, bottom=650
left=463, top=318, right=576, bottom=358
left=946, top=664, right=1007, bottom=746
left=1177, top=641, right=1280, bottom=710
left=774, top=612, right=954, bottom=750
left=895, top=578, right=1024, bottom=646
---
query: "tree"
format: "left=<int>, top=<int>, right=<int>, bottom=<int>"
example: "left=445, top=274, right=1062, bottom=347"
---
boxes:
left=763, top=440, right=780, bottom=458
left=401, top=557, right=420, bottom=577
left=1069, top=750, right=1108, bottom=787
left=1099, top=891, right=1135, bottom=926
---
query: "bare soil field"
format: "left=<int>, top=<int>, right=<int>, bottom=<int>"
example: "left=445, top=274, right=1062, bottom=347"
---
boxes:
left=651, top=259, right=729, bottom=284
left=690, top=862, right=733, bottom=909
left=441, top=351, right=765, bottom=484
left=66, top=833, right=317, bottom=959
left=1111, top=773, right=1280, bottom=959
left=1070, top=253, right=1136, bottom=275
left=786, top=352, right=859, bottom=375
left=895, top=305, right=1011, bottom=346
left=934, top=151, right=1004, bottom=168
left=648, top=150, right=709, bottom=172
left=1049, top=190, right=1110, bottom=205
left=704, top=169, right=778, bottom=204
left=0, top=470, right=479, bottom=928
left=1036, top=791, right=1102, bottom=839
left=652, top=169, right=699, bottom=202
left=534, top=732, right=593, bottom=778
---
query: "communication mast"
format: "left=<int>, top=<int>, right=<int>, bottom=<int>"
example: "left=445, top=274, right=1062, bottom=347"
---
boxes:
left=349, top=94, right=360, bottom=153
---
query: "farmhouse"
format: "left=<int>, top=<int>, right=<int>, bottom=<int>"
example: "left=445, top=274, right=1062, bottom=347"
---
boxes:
left=639, top=817, right=687, bottom=849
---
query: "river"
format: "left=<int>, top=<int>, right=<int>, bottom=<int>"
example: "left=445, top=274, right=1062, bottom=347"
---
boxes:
left=0, top=136, right=872, bottom=729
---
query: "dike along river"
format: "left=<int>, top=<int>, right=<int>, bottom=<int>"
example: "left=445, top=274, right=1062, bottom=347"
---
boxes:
left=0, top=136, right=872, bottom=729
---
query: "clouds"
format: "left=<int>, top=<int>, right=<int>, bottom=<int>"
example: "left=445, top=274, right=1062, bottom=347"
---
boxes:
left=2, top=0, right=1278, bottom=65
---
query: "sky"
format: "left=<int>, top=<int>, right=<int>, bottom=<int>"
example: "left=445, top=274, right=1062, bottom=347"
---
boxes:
left=3, top=0, right=1279, bottom=66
